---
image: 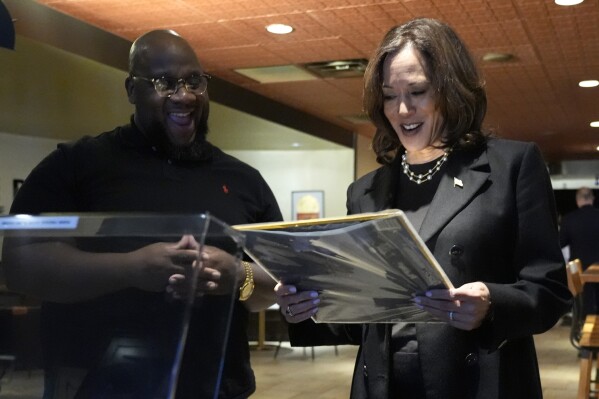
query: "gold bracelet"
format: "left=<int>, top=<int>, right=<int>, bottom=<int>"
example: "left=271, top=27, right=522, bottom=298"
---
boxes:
left=239, top=261, right=255, bottom=301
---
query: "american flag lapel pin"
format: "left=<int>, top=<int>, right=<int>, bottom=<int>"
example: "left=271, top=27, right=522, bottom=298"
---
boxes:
left=453, top=177, right=463, bottom=188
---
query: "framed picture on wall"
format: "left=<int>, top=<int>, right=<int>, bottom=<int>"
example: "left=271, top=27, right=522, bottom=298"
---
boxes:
left=291, top=190, right=324, bottom=220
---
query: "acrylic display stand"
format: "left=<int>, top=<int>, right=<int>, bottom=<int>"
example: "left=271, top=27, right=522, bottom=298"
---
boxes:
left=0, top=213, right=244, bottom=399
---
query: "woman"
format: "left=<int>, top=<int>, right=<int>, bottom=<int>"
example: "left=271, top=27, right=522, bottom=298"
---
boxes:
left=275, top=18, right=571, bottom=399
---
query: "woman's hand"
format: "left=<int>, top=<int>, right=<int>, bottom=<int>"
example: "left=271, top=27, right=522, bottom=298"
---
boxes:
left=274, top=282, right=320, bottom=323
left=413, top=282, right=492, bottom=331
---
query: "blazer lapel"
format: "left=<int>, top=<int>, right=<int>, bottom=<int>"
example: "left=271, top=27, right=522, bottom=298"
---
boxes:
left=419, top=148, right=490, bottom=243
left=362, top=161, right=397, bottom=211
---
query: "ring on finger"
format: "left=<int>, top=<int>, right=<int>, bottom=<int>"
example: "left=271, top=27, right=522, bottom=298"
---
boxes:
left=449, top=311, right=454, bottom=321
left=286, top=305, right=294, bottom=317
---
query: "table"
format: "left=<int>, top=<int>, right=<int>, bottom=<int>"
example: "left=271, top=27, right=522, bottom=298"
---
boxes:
left=251, top=304, right=280, bottom=351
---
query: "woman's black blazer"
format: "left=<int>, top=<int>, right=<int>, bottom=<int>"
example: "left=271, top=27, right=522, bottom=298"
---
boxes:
left=290, top=138, right=572, bottom=399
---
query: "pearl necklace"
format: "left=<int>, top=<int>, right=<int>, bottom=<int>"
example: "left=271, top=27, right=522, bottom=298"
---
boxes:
left=401, top=149, right=451, bottom=184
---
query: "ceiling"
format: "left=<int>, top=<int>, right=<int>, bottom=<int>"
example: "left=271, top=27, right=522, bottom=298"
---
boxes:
left=8, top=0, right=599, bottom=162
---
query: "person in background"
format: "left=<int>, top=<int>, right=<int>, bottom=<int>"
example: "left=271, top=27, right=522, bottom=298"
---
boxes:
left=275, top=18, right=571, bottom=399
left=560, top=187, right=599, bottom=315
left=3, top=30, right=281, bottom=398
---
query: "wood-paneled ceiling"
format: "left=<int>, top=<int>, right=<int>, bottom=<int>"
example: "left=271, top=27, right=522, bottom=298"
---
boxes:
left=15, top=0, right=599, bottom=161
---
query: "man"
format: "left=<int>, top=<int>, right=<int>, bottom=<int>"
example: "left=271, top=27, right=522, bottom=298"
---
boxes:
left=3, top=30, right=282, bottom=398
left=560, top=187, right=599, bottom=315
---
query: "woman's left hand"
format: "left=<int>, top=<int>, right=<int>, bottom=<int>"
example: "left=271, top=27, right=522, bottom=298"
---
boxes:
left=413, top=282, right=492, bottom=331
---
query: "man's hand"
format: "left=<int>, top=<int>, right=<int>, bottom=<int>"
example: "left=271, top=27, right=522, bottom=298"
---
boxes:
left=166, top=244, right=242, bottom=298
left=128, top=235, right=198, bottom=292
left=197, top=246, right=241, bottom=295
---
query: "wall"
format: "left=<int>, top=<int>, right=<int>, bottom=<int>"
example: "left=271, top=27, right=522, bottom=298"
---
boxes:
left=354, top=133, right=379, bottom=179
left=0, top=36, right=132, bottom=141
left=229, top=149, right=354, bottom=221
left=551, top=160, right=599, bottom=190
left=0, top=132, right=61, bottom=213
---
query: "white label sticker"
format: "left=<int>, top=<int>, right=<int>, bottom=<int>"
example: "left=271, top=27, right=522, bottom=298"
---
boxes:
left=0, top=216, right=79, bottom=230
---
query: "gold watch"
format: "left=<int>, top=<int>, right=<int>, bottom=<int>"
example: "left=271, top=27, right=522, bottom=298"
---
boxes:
left=239, top=261, right=254, bottom=301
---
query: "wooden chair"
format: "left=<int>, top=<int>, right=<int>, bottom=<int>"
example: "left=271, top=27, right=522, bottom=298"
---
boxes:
left=568, top=259, right=585, bottom=349
left=565, top=259, right=599, bottom=399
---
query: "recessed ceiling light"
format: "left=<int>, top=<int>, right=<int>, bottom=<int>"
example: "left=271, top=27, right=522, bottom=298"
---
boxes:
left=291, top=142, right=301, bottom=147
left=555, top=0, right=584, bottom=5
left=591, top=121, right=599, bottom=128
left=235, top=65, right=317, bottom=83
left=579, top=80, right=599, bottom=88
left=596, top=145, right=599, bottom=151
left=266, top=24, right=293, bottom=35
left=482, top=52, right=514, bottom=63
left=304, top=59, right=368, bottom=78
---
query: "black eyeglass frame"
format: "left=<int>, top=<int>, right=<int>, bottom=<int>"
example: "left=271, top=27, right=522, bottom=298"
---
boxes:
left=131, top=74, right=211, bottom=97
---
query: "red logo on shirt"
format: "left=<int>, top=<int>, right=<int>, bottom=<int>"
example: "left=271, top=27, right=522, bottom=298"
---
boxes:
left=222, top=185, right=229, bottom=194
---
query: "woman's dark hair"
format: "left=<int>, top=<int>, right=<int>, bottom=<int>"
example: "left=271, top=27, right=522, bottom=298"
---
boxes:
left=363, top=18, right=488, bottom=164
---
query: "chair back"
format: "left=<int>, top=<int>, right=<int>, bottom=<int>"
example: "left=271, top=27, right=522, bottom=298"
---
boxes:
left=565, top=259, right=585, bottom=349
left=566, top=259, right=584, bottom=296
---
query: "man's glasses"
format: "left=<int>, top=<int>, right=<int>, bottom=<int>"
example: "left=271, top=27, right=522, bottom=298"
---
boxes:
left=131, top=74, right=211, bottom=97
